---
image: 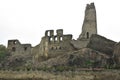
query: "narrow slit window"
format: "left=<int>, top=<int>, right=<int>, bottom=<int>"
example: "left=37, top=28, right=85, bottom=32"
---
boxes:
left=87, top=32, right=89, bottom=39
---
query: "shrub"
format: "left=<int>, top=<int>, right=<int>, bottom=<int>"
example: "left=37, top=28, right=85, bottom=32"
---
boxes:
left=0, top=44, right=9, bottom=62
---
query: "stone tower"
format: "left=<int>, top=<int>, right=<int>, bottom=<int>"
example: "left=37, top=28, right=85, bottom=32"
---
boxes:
left=78, top=3, right=97, bottom=40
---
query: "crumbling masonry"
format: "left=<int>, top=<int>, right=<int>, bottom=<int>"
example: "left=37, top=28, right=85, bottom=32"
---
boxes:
left=7, top=3, right=98, bottom=62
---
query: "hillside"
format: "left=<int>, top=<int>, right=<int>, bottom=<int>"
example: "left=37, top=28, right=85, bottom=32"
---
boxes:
left=35, top=48, right=111, bottom=70
left=0, top=34, right=119, bottom=70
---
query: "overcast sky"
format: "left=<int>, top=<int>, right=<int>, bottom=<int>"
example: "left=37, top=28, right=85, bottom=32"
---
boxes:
left=0, top=0, right=120, bottom=47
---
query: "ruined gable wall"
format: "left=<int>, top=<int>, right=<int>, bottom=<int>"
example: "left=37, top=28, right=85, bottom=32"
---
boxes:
left=7, top=40, right=32, bottom=54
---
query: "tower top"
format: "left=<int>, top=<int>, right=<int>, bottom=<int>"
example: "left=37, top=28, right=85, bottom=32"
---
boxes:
left=86, top=3, right=95, bottom=10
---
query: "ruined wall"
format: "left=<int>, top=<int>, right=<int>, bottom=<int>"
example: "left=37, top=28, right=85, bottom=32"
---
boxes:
left=45, top=29, right=74, bottom=58
left=78, top=3, right=97, bottom=40
left=113, top=42, right=120, bottom=65
left=7, top=3, right=98, bottom=59
left=34, top=29, right=74, bottom=60
left=87, top=34, right=116, bottom=57
left=48, top=34, right=74, bottom=58
left=6, top=2, right=118, bottom=69
left=71, top=39, right=89, bottom=49
left=7, top=40, right=32, bottom=54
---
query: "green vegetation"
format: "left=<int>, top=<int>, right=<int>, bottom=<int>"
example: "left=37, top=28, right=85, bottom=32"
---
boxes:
left=0, top=44, right=8, bottom=62
left=85, top=60, right=93, bottom=67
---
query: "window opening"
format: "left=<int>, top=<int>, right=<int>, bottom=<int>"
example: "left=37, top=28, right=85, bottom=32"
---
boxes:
left=60, top=37, right=63, bottom=41
left=12, top=47, right=16, bottom=52
left=87, top=32, right=89, bottom=39
left=24, top=47, right=27, bottom=51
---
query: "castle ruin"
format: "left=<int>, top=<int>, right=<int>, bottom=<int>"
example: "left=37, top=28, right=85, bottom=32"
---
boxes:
left=7, top=3, right=98, bottom=62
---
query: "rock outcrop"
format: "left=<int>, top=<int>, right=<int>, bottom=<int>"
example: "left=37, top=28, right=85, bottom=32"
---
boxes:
left=37, top=48, right=110, bottom=68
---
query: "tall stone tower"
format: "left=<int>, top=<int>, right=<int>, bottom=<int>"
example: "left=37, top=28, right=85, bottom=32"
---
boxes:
left=78, top=3, right=97, bottom=40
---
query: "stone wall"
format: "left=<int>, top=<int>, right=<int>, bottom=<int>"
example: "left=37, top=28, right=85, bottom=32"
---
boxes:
left=7, top=3, right=99, bottom=60
left=71, top=39, right=89, bottom=49
left=39, top=29, right=74, bottom=58
left=6, top=2, right=119, bottom=69
left=87, top=34, right=116, bottom=57
left=113, top=42, right=120, bottom=65
left=7, top=40, right=32, bottom=54
left=32, top=29, right=75, bottom=64
left=78, top=3, right=97, bottom=40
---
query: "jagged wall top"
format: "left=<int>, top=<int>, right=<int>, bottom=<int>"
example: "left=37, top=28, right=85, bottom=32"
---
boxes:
left=86, top=3, right=95, bottom=10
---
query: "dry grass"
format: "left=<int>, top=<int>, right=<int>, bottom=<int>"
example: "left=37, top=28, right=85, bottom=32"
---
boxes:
left=0, top=70, right=120, bottom=80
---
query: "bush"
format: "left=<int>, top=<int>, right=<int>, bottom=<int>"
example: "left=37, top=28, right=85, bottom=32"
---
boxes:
left=0, top=44, right=8, bottom=61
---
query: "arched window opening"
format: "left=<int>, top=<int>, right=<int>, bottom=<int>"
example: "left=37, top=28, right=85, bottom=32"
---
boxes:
left=50, top=37, right=53, bottom=41
left=47, top=31, right=50, bottom=36
left=55, top=37, right=57, bottom=41
left=13, top=41, right=17, bottom=44
left=60, top=37, right=63, bottom=41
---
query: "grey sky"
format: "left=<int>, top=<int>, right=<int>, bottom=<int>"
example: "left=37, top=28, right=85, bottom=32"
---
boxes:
left=0, top=0, right=120, bottom=47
